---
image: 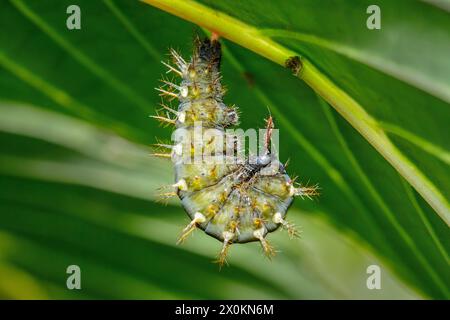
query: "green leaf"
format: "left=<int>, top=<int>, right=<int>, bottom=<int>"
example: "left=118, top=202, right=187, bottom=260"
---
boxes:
left=0, top=0, right=448, bottom=299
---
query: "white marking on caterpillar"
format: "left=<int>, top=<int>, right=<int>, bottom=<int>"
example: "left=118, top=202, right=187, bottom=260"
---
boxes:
left=253, top=227, right=265, bottom=240
left=178, top=111, right=186, bottom=123
left=172, top=143, right=183, bottom=156
left=173, top=179, right=187, bottom=191
left=180, top=86, right=188, bottom=98
left=193, top=212, right=206, bottom=223
left=273, top=212, right=283, bottom=224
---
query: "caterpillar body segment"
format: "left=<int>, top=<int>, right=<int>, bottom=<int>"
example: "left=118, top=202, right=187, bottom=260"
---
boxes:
left=154, top=37, right=318, bottom=267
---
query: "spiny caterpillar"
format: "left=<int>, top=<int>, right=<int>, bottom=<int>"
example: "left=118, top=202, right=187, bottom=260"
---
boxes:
left=152, top=36, right=318, bottom=266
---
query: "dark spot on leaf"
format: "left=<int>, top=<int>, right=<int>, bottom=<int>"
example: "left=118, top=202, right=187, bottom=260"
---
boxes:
left=242, top=71, right=255, bottom=87
left=285, top=56, right=302, bottom=76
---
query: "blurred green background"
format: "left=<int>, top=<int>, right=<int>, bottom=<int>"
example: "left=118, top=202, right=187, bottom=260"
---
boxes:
left=0, top=0, right=448, bottom=299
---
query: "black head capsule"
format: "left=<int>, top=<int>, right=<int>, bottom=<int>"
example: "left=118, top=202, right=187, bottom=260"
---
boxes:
left=198, top=38, right=222, bottom=72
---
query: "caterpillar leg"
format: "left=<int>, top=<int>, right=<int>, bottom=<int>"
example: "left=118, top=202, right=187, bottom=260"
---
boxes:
left=215, top=231, right=235, bottom=268
left=177, top=212, right=206, bottom=244
left=273, top=212, right=301, bottom=239
left=253, top=226, right=276, bottom=259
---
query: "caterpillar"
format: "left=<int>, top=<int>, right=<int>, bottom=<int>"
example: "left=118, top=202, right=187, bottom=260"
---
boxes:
left=152, top=36, right=318, bottom=267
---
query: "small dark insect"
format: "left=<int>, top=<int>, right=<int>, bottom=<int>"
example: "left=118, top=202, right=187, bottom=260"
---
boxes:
left=285, top=55, right=302, bottom=76
left=152, top=36, right=318, bottom=266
